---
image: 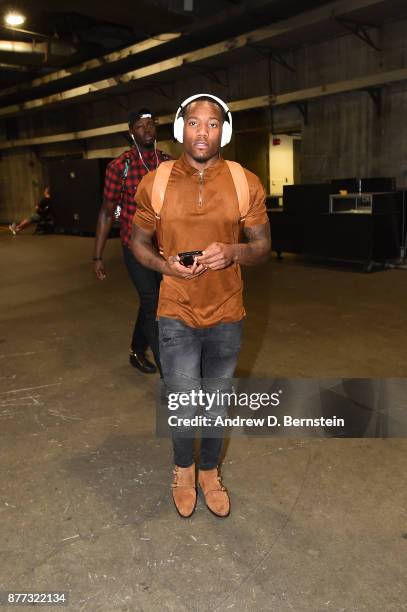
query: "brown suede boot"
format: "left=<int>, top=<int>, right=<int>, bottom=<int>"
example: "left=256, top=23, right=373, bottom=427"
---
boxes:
left=198, top=467, right=230, bottom=517
left=171, top=464, right=197, bottom=518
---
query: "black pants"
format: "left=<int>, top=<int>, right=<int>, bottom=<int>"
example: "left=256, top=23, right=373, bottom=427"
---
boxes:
left=122, top=245, right=161, bottom=372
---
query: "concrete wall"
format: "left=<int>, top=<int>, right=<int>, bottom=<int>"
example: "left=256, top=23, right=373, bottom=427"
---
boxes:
left=0, top=149, right=43, bottom=223
left=3, top=14, right=407, bottom=220
left=299, top=81, right=407, bottom=186
left=279, top=16, right=407, bottom=186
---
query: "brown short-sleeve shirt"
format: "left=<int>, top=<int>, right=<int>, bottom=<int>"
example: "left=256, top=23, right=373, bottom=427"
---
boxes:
left=134, top=154, right=268, bottom=328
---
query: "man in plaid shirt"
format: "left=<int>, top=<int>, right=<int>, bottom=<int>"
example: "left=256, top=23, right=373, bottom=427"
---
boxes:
left=93, top=108, right=170, bottom=374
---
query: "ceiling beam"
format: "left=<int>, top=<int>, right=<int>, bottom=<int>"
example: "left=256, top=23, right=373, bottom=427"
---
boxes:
left=1, top=64, right=406, bottom=150
left=0, top=33, right=181, bottom=99
left=0, top=0, right=388, bottom=117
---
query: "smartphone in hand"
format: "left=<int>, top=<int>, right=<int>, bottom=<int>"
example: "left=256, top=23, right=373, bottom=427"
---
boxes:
left=178, top=250, right=203, bottom=267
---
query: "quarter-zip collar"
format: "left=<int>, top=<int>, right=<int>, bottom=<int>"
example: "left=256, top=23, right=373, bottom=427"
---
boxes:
left=177, top=153, right=225, bottom=181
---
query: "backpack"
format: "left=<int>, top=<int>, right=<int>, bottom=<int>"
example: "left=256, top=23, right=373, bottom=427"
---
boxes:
left=151, top=160, right=250, bottom=254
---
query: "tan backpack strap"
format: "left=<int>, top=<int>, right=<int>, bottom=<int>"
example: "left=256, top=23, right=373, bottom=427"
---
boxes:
left=151, top=160, right=175, bottom=217
left=225, top=160, right=250, bottom=220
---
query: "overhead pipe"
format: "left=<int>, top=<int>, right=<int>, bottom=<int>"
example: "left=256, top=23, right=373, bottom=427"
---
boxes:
left=0, top=38, right=77, bottom=58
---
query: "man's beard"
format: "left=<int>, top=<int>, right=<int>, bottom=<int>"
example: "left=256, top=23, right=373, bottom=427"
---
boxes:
left=191, top=150, right=219, bottom=164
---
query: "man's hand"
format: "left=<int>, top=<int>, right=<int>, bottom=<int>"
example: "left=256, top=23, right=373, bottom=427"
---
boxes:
left=197, top=224, right=271, bottom=270
left=93, top=199, right=115, bottom=281
left=132, top=225, right=208, bottom=279
left=165, top=255, right=207, bottom=279
left=197, top=242, right=235, bottom=271
left=93, top=259, right=107, bottom=280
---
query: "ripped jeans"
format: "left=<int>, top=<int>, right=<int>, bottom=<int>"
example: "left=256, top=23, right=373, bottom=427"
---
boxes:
left=159, top=316, right=243, bottom=470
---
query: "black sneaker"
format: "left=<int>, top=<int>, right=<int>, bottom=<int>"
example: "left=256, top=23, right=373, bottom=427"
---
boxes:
left=129, top=351, right=157, bottom=374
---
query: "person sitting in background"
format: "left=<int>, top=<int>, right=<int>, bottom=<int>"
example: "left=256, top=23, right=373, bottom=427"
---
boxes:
left=9, top=187, right=52, bottom=235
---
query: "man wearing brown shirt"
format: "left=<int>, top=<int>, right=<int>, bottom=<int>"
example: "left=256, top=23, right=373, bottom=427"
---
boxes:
left=132, top=94, right=270, bottom=518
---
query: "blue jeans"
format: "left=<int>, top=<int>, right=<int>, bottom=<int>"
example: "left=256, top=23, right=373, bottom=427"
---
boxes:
left=159, top=316, right=243, bottom=469
left=122, top=245, right=161, bottom=372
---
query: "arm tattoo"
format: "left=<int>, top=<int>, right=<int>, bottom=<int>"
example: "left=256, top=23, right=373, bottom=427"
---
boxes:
left=243, top=223, right=271, bottom=242
left=235, top=222, right=271, bottom=266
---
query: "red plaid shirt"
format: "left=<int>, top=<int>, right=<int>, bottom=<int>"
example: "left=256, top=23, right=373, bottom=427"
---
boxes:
left=103, top=147, right=170, bottom=247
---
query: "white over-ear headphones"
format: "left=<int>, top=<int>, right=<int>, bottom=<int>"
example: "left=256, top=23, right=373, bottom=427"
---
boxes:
left=173, top=93, right=232, bottom=147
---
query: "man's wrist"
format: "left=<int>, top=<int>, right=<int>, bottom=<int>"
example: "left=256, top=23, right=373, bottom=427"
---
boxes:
left=232, top=244, right=240, bottom=263
left=93, top=257, right=103, bottom=261
left=161, top=259, right=173, bottom=276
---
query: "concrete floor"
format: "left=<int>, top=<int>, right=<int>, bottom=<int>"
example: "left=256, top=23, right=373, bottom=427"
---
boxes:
left=0, top=231, right=406, bottom=612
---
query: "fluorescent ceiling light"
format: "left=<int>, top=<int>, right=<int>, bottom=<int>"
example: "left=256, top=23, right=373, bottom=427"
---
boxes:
left=155, top=32, right=180, bottom=41
left=0, top=62, right=28, bottom=71
left=5, top=12, right=26, bottom=27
